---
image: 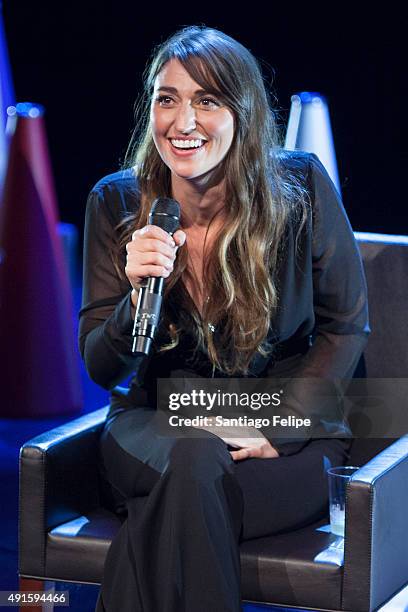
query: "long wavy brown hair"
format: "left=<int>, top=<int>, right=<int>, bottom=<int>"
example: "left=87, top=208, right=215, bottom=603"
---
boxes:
left=114, top=26, right=310, bottom=375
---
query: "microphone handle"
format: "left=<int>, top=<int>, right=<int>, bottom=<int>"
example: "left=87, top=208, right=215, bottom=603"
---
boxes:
left=132, top=277, right=164, bottom=355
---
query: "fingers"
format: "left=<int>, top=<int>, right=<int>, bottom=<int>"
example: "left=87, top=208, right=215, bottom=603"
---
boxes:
left=173, top=229, right=187, bottom=249
left=127, top=237, right=176, bottom=260
left=131, top=225, right=176, bottom=249
left=139, top=251, right=175, bottom=273
left=229, top=447, right=257, bottom=461
left=229, top=442, right=280, bottom=461
left=125, top=225, right=185, bottom=288
left=125, top=251, right=174, bottom=286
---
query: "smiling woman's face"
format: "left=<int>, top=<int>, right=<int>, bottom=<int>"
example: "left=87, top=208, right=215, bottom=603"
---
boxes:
left=150, top=58, right=235, bottom=182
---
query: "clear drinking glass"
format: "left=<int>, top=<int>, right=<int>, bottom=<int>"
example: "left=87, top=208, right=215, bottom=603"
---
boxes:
left=327, top=466, right=360, bottom=537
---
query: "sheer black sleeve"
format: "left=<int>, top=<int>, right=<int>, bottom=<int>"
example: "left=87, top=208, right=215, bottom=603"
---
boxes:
left=78, top=188, right=145, bottom=390
left=301, top=153, right=370, bottom=377
left=264, top=153, right=370, bottom=454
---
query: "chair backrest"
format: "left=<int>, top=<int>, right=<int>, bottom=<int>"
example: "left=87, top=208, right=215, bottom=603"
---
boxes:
left=348, top=232, right=408, bottom=466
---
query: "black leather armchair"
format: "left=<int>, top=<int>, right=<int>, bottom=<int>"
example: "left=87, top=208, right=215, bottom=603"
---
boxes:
left=19, top=233, right=408, bottom=611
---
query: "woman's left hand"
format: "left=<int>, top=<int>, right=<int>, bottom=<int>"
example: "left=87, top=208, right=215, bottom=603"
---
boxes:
left=230, top=440, right=279, bottom=461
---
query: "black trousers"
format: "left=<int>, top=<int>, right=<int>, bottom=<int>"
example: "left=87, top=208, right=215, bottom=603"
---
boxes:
left=96, top=406, right=348, bottom=612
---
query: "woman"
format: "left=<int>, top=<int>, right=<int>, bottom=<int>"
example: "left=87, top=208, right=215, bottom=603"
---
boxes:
left=79, top=25, right=369, bottom=612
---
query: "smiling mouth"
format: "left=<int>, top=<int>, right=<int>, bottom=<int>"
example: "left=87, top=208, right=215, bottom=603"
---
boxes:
left=169, top=138, right=207, bottom=150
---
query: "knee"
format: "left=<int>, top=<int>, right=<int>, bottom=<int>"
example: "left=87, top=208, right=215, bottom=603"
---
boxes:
left=167, top=435, right=234, bottom=483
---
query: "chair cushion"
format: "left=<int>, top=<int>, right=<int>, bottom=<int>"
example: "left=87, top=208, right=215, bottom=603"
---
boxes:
left=46, top=508, right=125, bottom=583
left=240, top=521, right=344, bottom=610
left=46, top=508, right=343, bottom=609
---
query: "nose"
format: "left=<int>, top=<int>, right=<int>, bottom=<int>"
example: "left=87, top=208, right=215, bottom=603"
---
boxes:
left=174, top=102, right=196, bottom=134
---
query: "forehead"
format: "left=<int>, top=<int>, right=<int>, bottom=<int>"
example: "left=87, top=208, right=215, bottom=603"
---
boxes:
left=154, top=58, right=215, bottom=94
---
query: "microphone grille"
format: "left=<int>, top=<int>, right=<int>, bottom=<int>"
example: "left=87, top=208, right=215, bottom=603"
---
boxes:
left=149, top=197, right=180, bottom=233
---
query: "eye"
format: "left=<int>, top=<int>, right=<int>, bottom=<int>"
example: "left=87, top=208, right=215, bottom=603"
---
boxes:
left=155, top=95, right=174, bottom=106
left=198, top=97, right=220, bottom=108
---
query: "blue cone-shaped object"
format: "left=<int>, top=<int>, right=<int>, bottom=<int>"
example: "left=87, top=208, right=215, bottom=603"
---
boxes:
left=0, top=3, right=15, bottom=129
left=0, top=4, right=15, bottom=192
left=284, top=92, right=341, bottom=195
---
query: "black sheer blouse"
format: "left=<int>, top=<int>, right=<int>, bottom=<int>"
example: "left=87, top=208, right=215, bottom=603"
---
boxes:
left=78, top=151, right=370, bottom=455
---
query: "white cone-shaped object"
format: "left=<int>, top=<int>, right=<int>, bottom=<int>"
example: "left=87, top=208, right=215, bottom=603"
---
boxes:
left=284, top=92, right=341, bottom=195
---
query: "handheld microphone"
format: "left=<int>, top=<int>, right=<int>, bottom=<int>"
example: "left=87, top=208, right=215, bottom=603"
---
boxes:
left=131, top=197, right=181, bottom=355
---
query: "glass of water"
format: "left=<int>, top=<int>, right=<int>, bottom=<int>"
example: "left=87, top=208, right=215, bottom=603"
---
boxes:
left=327, top=466, right=360, bottom=537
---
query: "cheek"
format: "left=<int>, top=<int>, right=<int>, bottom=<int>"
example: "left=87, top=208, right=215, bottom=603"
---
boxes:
left=150, top=116, right=166, bottom=158
left=150, top=114, right=159, bottom=138
left=150, top=109, right=167, bottom=140
left=210, top=113, right=234, bottom=150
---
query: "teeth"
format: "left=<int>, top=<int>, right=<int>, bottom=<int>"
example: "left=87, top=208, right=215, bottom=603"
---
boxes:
left=171, top=139, right=205, bottom=149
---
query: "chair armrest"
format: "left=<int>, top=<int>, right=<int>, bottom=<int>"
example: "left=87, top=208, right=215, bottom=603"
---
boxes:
left=19, top=407, right=108, bottom=577
left=342, top=435, right=408, bottom=611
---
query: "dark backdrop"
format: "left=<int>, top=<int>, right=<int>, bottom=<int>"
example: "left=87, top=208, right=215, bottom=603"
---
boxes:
left=3, top=3, right=407, bottom=241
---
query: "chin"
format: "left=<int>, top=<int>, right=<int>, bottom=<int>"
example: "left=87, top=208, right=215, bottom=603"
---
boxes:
left=170, top=166, right=208, bottom=181
left=170, top=160, right=218, bottom=180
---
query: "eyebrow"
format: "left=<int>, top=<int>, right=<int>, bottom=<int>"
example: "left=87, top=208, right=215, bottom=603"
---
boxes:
left=157, top=86, right=212, bottom=95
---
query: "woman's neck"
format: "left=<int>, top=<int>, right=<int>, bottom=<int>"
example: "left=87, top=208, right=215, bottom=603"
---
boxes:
left=171, top=173, right=226, bottom=230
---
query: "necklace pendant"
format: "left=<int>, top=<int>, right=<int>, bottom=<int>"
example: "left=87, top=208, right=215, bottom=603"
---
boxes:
left=208, top=322, right=215, bottom=333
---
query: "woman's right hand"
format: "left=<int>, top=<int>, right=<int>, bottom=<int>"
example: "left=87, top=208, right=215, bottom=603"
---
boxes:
left=125, top=225, right=186, bottom=299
